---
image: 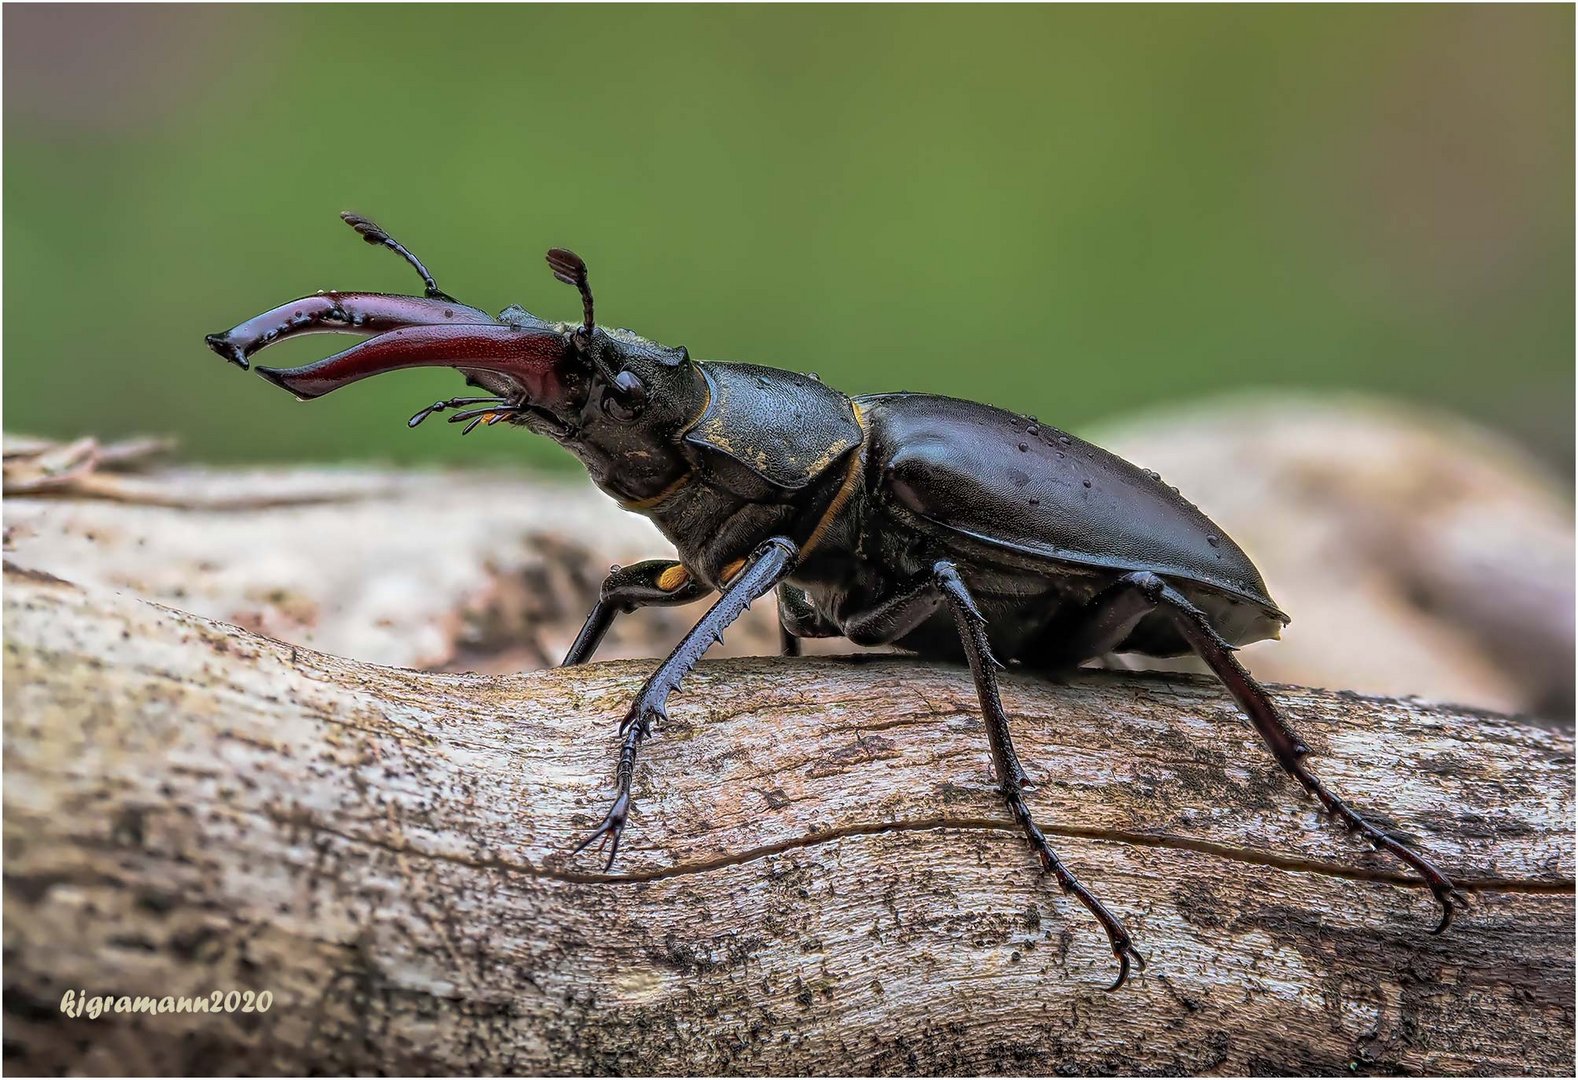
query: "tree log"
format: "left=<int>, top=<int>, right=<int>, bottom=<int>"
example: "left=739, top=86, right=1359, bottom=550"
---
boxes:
left=3, top=566, right=1572, bottom=1075
left=9, top=406, right=1574, bottom=719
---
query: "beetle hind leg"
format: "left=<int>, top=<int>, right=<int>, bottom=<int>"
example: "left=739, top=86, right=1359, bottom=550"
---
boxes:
left=933, top=561, right=1144, bottom=990
left=1067, top=571, right=1469, bottom=931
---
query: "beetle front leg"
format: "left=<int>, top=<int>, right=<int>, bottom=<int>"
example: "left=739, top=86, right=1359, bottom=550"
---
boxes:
left=934, top=561, right=1145, bottom=991
left=562, top=560, right=712, bottom=667
left=573, top=538, right=799, bottom=868
left=1068, top=571, right=1469, bottom=932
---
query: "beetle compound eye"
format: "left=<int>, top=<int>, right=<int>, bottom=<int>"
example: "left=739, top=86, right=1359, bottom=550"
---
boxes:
left=600, top=371, right=647, bottom=423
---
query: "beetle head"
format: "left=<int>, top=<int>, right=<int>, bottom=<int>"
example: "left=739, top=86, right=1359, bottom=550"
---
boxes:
left=537, top=248, right=706, bottom=445
left=206, top=215, right=708, bottom=503
left=542, top=282, right=711, bottom=497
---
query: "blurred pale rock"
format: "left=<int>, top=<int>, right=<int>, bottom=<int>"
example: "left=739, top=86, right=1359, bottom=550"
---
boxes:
left=1, top=435, right=780, bottom=671
left=1093, top=395, right=1574, bottom=719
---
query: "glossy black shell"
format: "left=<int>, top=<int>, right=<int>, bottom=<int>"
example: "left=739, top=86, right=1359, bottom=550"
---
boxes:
left=856, top=392, right=1289, bottom=652
left=687, top=363, right=862, bottom=490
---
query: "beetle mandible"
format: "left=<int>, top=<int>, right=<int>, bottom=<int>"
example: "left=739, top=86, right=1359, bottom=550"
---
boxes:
left=206, top=213, right=1468, bottom=989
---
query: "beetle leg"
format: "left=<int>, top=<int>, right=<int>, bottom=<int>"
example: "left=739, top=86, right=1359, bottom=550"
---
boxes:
left=839, top=577, right=945, bottom=647
left=1077, top=571, right=1470, bottom=932
left=1046, top=573, right=1309, bottom=761
left=934, top=560, right=1145, bottom=991
left=572, top=538, right=799, bottom=869
left=775, top=584, right=836, bottom=658
left=562, top=560, right=713, bottom=667
left=838, top=578, right=1027, bottom=786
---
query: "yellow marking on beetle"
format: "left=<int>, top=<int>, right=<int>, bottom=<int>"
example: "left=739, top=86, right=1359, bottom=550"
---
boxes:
left=799, top=398, right=865, bottom=481
left=656, top=564, right=690, bottom=592
left=721, top=558, right=747, bottom=583
left=798, top=401, right=867, bottom=560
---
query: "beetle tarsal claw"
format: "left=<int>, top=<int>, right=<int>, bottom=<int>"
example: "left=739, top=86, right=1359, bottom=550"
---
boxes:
left=1430, top=885, right=1472, bottom=935
left=570, top=791, right=632, bottom=870
left=1105, top=942, right=1147, bottom=992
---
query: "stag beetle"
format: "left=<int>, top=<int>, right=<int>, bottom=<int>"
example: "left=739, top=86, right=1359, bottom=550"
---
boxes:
left=206, top=213, right=1467, bottom=989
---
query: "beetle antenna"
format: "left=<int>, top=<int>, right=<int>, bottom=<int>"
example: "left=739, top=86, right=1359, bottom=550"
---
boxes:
left=546, top=247, right=632, bottom=391
left=341, top=211, right=456, bottom=303
left=546, top=248, right=594, bottom=336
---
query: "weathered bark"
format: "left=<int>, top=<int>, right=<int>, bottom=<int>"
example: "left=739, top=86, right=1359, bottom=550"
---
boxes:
left=4, top=566, right=1572, bottom=1075
left=7, top=410, right=1574, bottom=717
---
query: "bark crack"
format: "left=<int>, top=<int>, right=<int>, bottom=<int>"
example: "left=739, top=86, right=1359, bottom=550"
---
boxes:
left=276, top=809, right=1574, bottom=894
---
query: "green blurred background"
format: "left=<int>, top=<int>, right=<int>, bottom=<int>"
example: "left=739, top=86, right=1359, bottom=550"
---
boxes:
left=5, top=3, right=1572, bottom=473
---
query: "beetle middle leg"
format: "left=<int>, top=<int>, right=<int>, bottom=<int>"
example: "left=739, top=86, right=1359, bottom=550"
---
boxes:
left=1060, top=570, right=1469, bottom=931
left=573, top=538, right=798, bottom=867
left=932, top=561, right=1145, bottom=990
left=776, top=583, right=841, bottom=658
left=562, top=560, right=713, bottom=667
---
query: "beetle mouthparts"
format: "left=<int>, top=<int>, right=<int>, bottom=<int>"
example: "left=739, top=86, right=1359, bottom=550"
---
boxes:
left=248, top=323, right=574, bottom=402
left=205, top=332, right=250, bottom=370
left=253, top=364, right=314, bottom=398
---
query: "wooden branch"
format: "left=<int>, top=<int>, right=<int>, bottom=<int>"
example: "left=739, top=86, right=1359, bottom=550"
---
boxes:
left=4, top=567, right=1571, bottom=1075
left=9, top=405, right=1574, bottom=718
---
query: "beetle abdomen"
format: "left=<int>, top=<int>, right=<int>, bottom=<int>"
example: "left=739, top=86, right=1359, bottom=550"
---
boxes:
left=858, top=392, right=1287, bottom=633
